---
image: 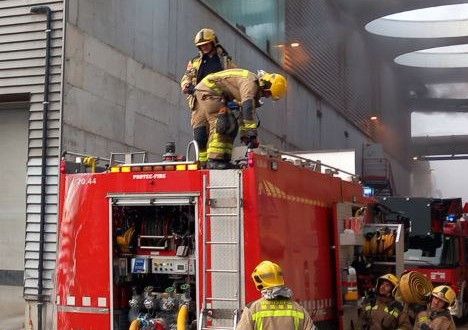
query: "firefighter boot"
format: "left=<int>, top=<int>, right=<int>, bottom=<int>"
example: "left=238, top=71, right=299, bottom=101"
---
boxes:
left=206, top=159, right=232, bottom=169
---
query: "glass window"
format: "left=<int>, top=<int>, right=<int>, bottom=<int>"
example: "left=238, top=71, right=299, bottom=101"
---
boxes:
left=200, top=0, right=285, bottom=63
left=405, top=234, right=460, bottom=267
left=440, top=236, right=458, bottom=267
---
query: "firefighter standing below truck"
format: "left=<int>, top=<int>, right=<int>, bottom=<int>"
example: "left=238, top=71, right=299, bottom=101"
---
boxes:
left=180, top=28, right=236, bottom=167
left=360, top=274, right=412, bottom=330
left=236, top=261, right=314, bottom=330
left=413, top=285, right=456, bottom=330
left=194, top=69, right=287, bottom=169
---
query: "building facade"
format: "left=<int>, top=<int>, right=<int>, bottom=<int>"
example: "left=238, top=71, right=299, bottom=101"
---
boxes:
left=0, top=0, right=411, bottom=328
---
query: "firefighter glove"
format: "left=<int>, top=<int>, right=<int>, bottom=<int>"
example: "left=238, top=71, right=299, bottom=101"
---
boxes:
left=241, top=99, right=255, bottom=121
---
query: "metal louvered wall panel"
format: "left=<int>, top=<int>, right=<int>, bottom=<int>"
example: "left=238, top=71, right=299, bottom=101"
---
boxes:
left=0, top=0, right=64, bottom=300
left=285, top=0, right=343, bottom=109
left=285, top=0, right=375, bottom=136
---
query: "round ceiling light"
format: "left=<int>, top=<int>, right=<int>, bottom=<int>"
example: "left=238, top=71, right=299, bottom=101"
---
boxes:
left=366, top=4, right=468, bottom=38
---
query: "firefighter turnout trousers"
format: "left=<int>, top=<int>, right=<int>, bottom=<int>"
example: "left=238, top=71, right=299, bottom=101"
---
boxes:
left=193, top=90, right=235, bottom=161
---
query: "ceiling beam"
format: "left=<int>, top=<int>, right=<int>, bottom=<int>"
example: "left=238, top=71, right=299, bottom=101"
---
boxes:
left=415, top=154, right=468, bottom=161
left=412, top=135, right=468, bottom=155
left=409, top=98, right=468, bottom=112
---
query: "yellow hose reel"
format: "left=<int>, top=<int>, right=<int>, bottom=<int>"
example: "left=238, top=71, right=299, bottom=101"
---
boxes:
left=397, top=271, right=433, bottom=304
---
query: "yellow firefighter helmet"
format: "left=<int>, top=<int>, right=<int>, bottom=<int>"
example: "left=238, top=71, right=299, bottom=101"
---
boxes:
left=194, top=28, right=218, bottom=47
left=376, top=273, right=399, bottom=291
left=432, top=285, right=456, bottom=306
left=251, top=260, right=285, bottom=291
left=259, top=72, right=287, bottom=101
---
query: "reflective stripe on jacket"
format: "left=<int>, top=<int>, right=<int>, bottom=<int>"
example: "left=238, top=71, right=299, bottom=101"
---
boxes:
left=360, top=296, right=412, bottom=330
left=196, top=69, right=258, bottom=104
left=236, top=298, right=314, bottom=330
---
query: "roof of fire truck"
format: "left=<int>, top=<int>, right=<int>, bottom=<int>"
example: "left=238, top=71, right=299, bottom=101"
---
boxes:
left=62, top=142, right=360, bottom=184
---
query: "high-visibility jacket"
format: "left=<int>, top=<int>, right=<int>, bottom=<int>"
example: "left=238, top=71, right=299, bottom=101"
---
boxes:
left=180, top=46, right=235, bottom=109
left=413, top=309, right=456, bottom=330
left=196, top=69, right=260, bottom=133
left=196, top=69, right=258, bottom=103
left=360, top=295, right=412, bottom=330
left=236, top=297, right=314, bottom=330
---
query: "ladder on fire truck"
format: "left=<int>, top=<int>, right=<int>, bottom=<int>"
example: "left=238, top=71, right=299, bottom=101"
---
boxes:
left=198, top=170, right=243, bottom=330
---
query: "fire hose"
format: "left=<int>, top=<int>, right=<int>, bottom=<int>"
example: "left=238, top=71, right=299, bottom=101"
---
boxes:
left=129, top=319, right=141, bottom=330
left=129, top=319, right=166, bottom=330
left=176, top=304, right=189, bottom=330
left=128, top=305, right=188, bottom=330
left=397, top=271, right=433, bottom=304
left=363, top=229, right=396, bottom=257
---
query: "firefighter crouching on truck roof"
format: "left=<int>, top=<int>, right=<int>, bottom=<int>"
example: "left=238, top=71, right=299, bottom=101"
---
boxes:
left=359, top=274, right=411, bottom=330
left=194, top=69, right=287, bottom=169
left=413, top=285, right=456, bottom=330
left=180, top=28, right=236, bottom=167
left=236, top=260, right=314, bottom=330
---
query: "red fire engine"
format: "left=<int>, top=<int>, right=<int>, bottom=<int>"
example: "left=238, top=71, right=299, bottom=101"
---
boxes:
left=56, top=145, right=373, bottom=329
left=378, top=197, right=468, bottom=320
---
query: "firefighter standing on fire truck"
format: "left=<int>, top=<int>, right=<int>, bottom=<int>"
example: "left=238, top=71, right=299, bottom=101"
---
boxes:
left=180, top=28, right=236, bottom=167
left=236, top=260, right=314, bottom=330
left=360, top=274, right=411, bottom=330
left=194, top=69, right=287, bottom=169
left=413, top=285, right=456, bottom=330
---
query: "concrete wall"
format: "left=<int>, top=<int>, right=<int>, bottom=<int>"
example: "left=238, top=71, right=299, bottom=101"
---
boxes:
left=63, top=0, right=188, bottom=159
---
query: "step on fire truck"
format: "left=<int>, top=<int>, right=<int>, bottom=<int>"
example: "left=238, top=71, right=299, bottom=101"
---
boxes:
left=56, top=143, right=377, bottom=330
left=378, top=197, right=468, bottom=320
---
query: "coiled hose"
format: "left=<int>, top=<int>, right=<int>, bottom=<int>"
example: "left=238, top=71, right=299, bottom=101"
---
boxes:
left=397, top=271, right=433, bottom=304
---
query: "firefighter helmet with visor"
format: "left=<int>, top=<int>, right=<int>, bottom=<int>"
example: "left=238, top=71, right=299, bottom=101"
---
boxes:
left=376, top=273, right=399, bottom=294
left=251, top=260, right=285, bottom=291
left=194, top=28, right=218, bottom=47
left=432, top=285, right=456, bottom=306
left=258, top=72, right=287, bottom=101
